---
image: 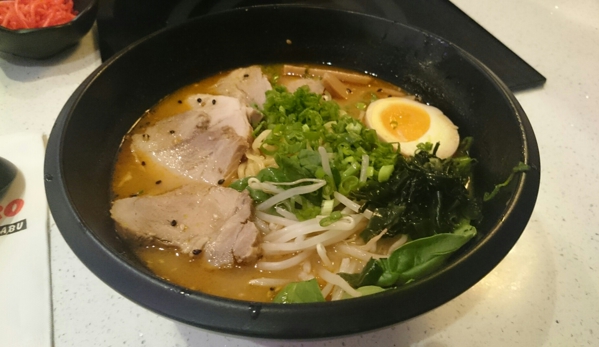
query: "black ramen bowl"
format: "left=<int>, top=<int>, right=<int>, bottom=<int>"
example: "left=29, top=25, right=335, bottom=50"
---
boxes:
left=0, top=0, right=98, bottom=59
left=44, top=5, right=540, bottom=339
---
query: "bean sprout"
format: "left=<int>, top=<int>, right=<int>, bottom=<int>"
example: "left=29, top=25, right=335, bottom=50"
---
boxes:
left=319, top=267, right=362, bottom=299
left=256, top=250, right=313, bottom=271
left=333, top=191, right=373, bottom=219
left=318, top=146, right=333, bottom=178
left=316, top=243, right=332, bottom=267
left=274, top=206, right=298, bottom=221
left=388, top=234, right=409, bottom=254
left=359, top=154, right=369, bottom=182
left=256, top=179, right=326, bottom=211
left=255, top=210, right=297, bottom=227
left=336, top=244, right=386, bottom=262
left=261, top=216, right=364, bottom=255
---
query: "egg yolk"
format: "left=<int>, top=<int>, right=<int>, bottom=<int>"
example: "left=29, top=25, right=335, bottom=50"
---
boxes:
left=380, top=103, right=431, bottom=142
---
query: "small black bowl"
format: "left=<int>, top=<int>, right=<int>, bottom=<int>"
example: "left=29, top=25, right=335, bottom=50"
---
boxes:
left=44, top=5, right=540, bottom=339
left=0, top=0, right=98, bottom=59
left=0, top=156, right=17, bottom=200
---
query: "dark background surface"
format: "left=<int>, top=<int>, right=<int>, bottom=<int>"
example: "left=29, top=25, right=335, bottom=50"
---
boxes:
left=96, top=0, right=546, bottom=91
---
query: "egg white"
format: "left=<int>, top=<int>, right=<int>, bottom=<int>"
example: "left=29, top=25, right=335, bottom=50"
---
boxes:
left=365, top=97, right=460, bottom=159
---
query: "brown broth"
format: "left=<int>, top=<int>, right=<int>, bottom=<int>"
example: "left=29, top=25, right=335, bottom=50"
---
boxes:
left=112, top=64, right=407, bottom=302
left=136, top=244, right=363, bottom=302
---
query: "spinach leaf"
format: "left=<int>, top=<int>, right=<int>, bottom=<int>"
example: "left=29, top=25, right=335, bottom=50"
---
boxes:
left=484, top=162, right=530, bottom=201
left=274, top=149, right=321, bottom=182
left=378, top=221, right=476, bottom=286
left=339, top=220, right=476, bottom=289
left=256, top=167, right=291, bottom=182
left=339, top=258, right=385, bottom=287
left=273, top=279, right=325, bottom=303
left=340, top=285, right=387, bottom=299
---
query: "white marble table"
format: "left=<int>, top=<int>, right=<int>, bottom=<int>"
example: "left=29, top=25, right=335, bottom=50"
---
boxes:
left=1, top=0, right=598, bottom=345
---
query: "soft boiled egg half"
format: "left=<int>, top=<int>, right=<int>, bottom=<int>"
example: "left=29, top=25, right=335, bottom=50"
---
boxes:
left=365, top=97, right=460, bottom=159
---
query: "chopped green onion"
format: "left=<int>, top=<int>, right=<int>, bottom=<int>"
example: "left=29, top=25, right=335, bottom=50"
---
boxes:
left=319, top=211, right=343, bottom=227
left=321, top=199, right=335, bottom=216
left=367, top=166, right=374, bottom=178
left=377, top=165, right=395, bottom=182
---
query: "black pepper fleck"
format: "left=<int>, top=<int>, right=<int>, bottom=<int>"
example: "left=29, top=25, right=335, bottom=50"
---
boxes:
left=217, top=179, right=225, bottom=185
left=212, top=99, right=216, bottom=105
left=155, top=180, right=162, bottom=185
left=346, top=88, right=352, bottom=94
left=269, top=287, right=275, bottom=291
left=177, top=100, right=182, bottom=104
left=169, top=130, right=175, bottom=134
left=141, top=161, right=146, bottom=166
left=170, top=220, right=177, bottom=226
left=377, top=88, right=382, bottom=92
left=243, top=74, right=249, bottom=78
left=197, top=98, right=202, bottom=103
left=192, top=249, right=202, bottom=255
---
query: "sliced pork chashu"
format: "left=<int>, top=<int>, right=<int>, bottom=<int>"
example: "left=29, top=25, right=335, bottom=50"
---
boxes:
left=131, top=94, right=252, bottom=185
left=111, top=184, right=261, bottom=267
left=213, top=65, right=272, bottom=108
